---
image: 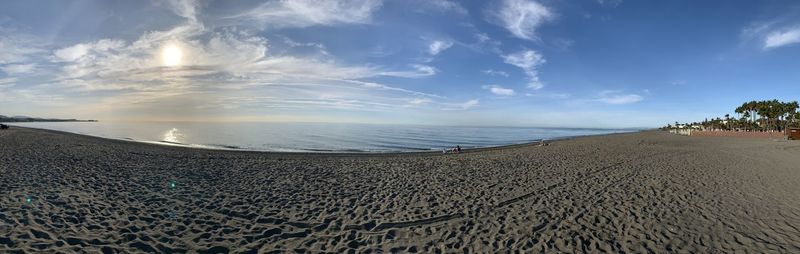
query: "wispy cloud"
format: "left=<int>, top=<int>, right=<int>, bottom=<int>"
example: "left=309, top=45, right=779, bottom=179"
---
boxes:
left=161, top=0, right=201, bottom=23
left=0, top=27, right=44, bottom=65
left=551, top=38, right=574, bottom=50
left=475, top=33, right=491, bottom=43
left=443, top=99, right=479, bottom=110
left=0, top=0, right=481, bottom=118
left=741, top=12, right=800, bottom=50
left=230, top=0, right=383, bottom=28
left=596, top=0, right=623, bottom=8
left=487, top=0, right=554, bottom=41
left=1, top=63, right=35, bottom=74
left=53, top=39, right=126, bottom=62
left=764, top=27, right=800, bottom=49
left=345, top=80, right=442, bottom=98
left=525, top=92, right=570, bottom=99
left=380, top=64, right=438, bottom=78
left=470, top=32, right=503, bottom=54
left=482, top=69, right=509, bottom=77
left=428, top=40, right=454, bottom=55
left=406, top=98, right=432, bottom=107
left=459, top=99, right=479, bottom=109
left=0, top=77, right=17, bottom=87
left=669, top=80, right=686, bottom=86
left=596, top=90, right=643, bottom=104
left=282, top=37, right=327, bottom=50
left=502, top=49, right=546, bottom=89
left=417, top=0, right=467, bottom=15
left=482, top=84, right=515, bottom=96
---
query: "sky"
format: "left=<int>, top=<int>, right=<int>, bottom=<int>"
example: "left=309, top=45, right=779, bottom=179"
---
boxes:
left=1, top=0, right=800, bottom=128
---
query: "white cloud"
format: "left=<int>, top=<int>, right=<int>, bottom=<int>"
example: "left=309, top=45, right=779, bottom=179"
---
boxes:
left=503, top=50, right=544, bottom=71
left=475, top=33, right=491, bottom=43
left=459, top=99, right=479, bottom=109
left=482, top=69, right=509, bottom=77
left=346, top=80, right=443, bottom=98
left=488, top=0, right=554, bottom=41
left=407, top=98, right=432, bottom=107
left=741, top=16, right=800, bottom=50
left=1, top=63, right=36, bottom=74
left=428, top=40, right=454, bottom=55
left=53, top=39, right=125, bottom=62
left=420, top=0, right=468, bottom=15
left=162, top=0, right=200, bottom=23
left=231, top=0, right=383, bottom=28
left=597, top=90, right=643, bottom=104
left=5, top=0, right=495, bottom=119
left=471, top=32, right=503, bottom=54
left=0, top=28, right=44, bottom=64
left=525, top=92, right=570, bottom=99
left=368, top=46, right=393, bottom=58
left=552, top=38, right=574, bottom=50
left=434, top=99, right=480, bottom=110
left=482, top=85, right=515, bottom=96
left=49, top=25, right=374, bottom=93
left=0, top=77, right=17, bottom=87
left=669, top=80, right=686, bottom=86
left=502, top=49, right=546, bottom=89
left=49, top=21, right=447, bottom=100
left=597, top=0, right=623, bottom=8
left=53, top=44, right=88, bottom=62
left=380, top=64, right=437, bottom=78
left=764, top=27, right=800, bottom=49
left=282, top=36, right=328, bottom=55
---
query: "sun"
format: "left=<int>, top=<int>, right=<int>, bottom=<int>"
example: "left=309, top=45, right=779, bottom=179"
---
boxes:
left=162, top=45, right=183, bottom=67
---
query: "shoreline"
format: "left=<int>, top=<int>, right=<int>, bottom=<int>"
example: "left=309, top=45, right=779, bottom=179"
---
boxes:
left=6, top=124, right=642, bottom=156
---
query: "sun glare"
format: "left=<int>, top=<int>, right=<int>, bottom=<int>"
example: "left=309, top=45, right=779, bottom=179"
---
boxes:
left=162, top=45, right=183, bottom=67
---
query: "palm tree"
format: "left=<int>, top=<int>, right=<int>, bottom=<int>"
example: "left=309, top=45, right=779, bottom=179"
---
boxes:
left=665, top=99, right=800, bottom=132
left=784, top=101, right=798, bottom=130
left=724, top=114, right=730, bottom=130
left=794, top=111, right=800, bottom=128
left=742, top=111, right=751, bottom=131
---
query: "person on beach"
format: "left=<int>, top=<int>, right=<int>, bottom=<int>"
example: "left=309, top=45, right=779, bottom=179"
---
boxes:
left=457, top=145, right=461, bottom=153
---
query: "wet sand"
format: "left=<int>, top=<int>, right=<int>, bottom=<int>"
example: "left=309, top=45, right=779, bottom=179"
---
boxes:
left=1, top=127, right=800, bottom=253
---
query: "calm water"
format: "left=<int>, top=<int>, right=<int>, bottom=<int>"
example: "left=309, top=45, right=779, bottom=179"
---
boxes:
left=11, top=122, right=636, bottom=153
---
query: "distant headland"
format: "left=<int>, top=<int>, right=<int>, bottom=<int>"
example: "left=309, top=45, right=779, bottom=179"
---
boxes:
left=0, top=115, right=97, bottom=123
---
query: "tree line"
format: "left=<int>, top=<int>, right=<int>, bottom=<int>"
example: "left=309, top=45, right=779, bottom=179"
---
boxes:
left=665, top=100, right=799, bottom=132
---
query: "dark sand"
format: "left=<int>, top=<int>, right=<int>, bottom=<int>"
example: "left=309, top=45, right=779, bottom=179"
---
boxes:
left=2, top=127, right=800, bottom=253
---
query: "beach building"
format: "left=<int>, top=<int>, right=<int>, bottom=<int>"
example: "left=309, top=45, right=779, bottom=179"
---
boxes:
left=789, top=128, right=800, bottom=140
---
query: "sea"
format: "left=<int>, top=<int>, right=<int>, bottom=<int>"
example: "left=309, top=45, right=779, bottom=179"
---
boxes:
left=10, top=122, right=638, bottom=153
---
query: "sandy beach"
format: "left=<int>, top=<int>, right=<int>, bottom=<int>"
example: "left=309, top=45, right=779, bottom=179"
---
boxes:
left=2, top=127, right=800, bottom=253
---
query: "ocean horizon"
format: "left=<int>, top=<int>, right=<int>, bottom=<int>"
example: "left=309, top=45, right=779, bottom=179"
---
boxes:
left=10, top=121, right=638, bottom=153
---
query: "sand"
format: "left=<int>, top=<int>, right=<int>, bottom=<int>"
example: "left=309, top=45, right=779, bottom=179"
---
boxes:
left=1, top=127, right=800, bottom=253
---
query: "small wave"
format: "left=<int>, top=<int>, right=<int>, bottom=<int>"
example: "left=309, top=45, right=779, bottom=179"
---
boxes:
left=203, top=144, right=242, bottom=150
left=372, top=145, right=436, bottom=151
left=304, top=148, right=370, bottom=153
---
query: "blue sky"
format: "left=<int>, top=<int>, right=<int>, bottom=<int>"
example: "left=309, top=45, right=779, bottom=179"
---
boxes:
left=1, top=0, right=800, bottom=128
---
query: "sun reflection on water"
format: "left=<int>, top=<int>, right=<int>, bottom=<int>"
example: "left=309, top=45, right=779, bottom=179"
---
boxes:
left=163, top=128, right=184, bottom=143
